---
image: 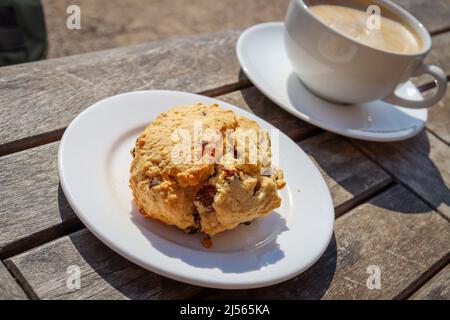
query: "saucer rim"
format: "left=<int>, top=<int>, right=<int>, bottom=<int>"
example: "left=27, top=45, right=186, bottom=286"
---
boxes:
left=236, top=22, right=427, bottom=142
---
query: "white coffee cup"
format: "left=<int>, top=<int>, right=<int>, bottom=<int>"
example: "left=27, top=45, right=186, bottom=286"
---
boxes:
left=284, top=0, right=447, bottom=108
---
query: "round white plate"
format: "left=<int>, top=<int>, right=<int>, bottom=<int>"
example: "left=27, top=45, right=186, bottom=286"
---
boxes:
left=237, top=22, right=428, bottom=142
left=59, top=90, right=334, bottom=289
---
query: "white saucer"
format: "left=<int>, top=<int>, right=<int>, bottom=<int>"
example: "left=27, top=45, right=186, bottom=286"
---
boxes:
left=237, top=22, right=428, bottom=142
left=58, top=90, right=334, bottom=289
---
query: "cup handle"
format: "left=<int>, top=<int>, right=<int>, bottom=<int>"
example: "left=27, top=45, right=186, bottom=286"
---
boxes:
left=383, top=64, right=447, bottom=109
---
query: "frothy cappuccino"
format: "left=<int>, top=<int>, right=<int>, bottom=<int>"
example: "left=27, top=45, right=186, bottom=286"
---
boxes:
left=309, top=3, right=423, bottom=54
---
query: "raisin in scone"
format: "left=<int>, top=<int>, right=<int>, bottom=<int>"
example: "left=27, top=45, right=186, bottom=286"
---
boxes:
left=129, top=103, right=285, bottom=240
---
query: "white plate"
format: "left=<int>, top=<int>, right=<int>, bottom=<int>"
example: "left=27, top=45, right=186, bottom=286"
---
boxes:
left=59, top=90, right=334, bottom=289
left=237, top=22, right=428, bottom=142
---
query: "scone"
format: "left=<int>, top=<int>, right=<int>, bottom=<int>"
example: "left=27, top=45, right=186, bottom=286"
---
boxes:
left=129, top=103, right=285, bottom=246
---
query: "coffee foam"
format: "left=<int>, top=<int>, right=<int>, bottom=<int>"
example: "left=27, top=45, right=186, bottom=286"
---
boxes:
left=308, top=3, right=423, bottom=54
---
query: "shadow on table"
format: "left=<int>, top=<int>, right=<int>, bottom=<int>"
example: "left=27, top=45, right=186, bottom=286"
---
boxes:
left=352, top=129, right=450, bottom=215
left=57, top=184, right=78, bottom=222
left=203, top=234, right=337, bottom=299
left=59, top=179, right=336, bottom=298
left=236, top=73, right=449, bottom=215
left=129, top=208, right=288, bottom=274
left=59, top=184, right=202, bottom=299
left=59, top=74, right=448, bottom=298
left=59, top=185, right=315, bottom=299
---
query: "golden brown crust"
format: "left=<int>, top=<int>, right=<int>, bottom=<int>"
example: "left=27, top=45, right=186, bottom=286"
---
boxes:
left=129, top=103, right=285, bottom=237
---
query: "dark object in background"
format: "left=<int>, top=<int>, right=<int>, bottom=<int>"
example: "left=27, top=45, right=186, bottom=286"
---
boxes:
left=0, top=0, right=47, bottom=67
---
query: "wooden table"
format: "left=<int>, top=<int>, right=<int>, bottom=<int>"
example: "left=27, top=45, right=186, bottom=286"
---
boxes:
left=1, top=0, right=449, bottom=300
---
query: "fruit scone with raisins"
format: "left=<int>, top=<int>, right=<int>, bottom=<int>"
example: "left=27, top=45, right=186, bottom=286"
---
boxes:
left=129, top=103, right=285, bottom=246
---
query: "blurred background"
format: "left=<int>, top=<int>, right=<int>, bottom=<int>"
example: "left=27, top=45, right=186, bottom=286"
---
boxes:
left=0, top=0, right=290, bottom=66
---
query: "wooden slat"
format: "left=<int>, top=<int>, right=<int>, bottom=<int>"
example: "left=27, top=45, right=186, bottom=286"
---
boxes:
left=426, top=84, right=450, bottom=145
left=2, top=131, right=392, bottom=299
left=0, top=261, right=27, bottom=300
left=353, top=130, right=450, bottom=220
left=1, top=31, right=449, bottom=155
left=0, top=1, right=448, bottom=299
left=425, top=32, right=450, bottom=76
left=392, top=0, right=450, bottom=34
left=0, top=142, right=79, bottom=258
left=299, top=133, right=391, bottom=216
left=0, top=83, right=391, bottom=257
left=5, top=230, right=202, bottom=300
left=2, top=26, right=448, bottom=155
left=410, top=264, right=450, bottom=300
left=2, top=1, right=449, bottom=151
left=0, top=30, right=243, bottom=149
left=200, top=185, right=450, bottom=299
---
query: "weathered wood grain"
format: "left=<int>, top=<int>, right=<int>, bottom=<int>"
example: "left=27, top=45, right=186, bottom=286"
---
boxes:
left=0, top=2, right=447, bottom=299
left=1, top=131, right=392, bottom=299
left=0, top=83, right=390, bottom=259
left=410, top=264, right=450, bottom=300
left=353, top=130, right=450, bottom=220
left=0, top=30, right=244, bottom=149
left=299, top=133, right=391, bottom=216
left=392, top=0, right=450, bottom=34
left=0, top=261, right=27, bottom=300
left=425, top=82, right=450, bottom=145
left=201, top=185, right=450, bottom=299
left=425, top=32, right=450, bottom=76
left=5, top=230, right=202, bottom=300
left=0, top=142, right=80, bottom=258
left=1, top=27, right=449, bottom=154
left=8, top=185, right=450, bottom=299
